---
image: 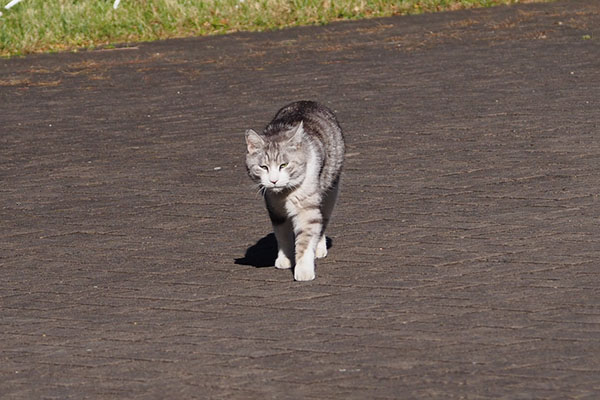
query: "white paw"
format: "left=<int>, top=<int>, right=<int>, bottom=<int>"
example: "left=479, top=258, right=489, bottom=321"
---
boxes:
left=275, top=254, right=292, bottom=269
left=294, top=261, right=315, bottom=281
left=316, top=237, right=328, bottom=259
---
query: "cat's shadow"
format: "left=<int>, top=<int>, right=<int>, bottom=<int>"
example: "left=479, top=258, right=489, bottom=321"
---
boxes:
left=235, top=233, right=332, bottom=268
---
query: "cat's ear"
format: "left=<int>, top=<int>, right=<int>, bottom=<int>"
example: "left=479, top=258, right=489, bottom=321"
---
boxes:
left=245, top=129, right=264, bottom=154
left=286, top=121, right=305, bottom=147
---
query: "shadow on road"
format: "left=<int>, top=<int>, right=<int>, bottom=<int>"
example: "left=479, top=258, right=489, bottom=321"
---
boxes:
left=235, top=233, right=278, bottom=268
left=235, top=234, right=333, bottom=268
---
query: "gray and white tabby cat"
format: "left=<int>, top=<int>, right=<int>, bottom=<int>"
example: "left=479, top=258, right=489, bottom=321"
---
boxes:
left=245, top=101, right=345, bottom=281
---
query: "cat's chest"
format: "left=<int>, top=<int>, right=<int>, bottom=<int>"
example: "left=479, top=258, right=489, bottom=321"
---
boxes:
left=267, top=193, right=298, bottom=216
left=267, top=189, right=318, bottom=218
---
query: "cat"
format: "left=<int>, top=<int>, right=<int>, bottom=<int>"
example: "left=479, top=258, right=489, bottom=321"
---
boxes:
left=245, top=101, right=345, bottom=281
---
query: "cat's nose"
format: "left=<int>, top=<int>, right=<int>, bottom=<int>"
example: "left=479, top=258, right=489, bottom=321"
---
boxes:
left=270, top=178, right=278, bottom=184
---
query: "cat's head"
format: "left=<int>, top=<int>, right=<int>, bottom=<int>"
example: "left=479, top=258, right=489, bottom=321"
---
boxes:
left=245, top=122, right=307, bottom=193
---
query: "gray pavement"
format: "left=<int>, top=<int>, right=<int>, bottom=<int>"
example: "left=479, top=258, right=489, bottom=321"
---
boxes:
left=1, top=0, right=600, bottom=398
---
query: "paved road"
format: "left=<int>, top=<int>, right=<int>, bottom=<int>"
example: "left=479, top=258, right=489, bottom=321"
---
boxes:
left=1, top=0, right=599, bottom=398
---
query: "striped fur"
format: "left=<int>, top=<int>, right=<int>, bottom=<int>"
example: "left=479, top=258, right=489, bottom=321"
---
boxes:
left=245, top=101, right=345, bottom=281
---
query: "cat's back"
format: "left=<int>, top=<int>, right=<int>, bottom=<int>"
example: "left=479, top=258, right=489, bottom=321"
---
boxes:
left=272, top=100, right=333, bottom=124
left=266, top=101, right=342, bottom=142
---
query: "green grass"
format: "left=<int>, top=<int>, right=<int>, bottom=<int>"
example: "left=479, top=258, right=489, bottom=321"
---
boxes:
left=0, top=0, right=546, bottom=57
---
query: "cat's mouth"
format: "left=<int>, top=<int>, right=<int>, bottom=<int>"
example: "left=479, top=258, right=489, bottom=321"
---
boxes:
left=266, top=184, right=289, bottom=193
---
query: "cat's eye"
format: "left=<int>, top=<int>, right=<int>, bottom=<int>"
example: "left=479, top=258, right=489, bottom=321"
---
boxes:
left=279, top=163, right=288, bottom=170
left=260, top=165, right=269, bottom=171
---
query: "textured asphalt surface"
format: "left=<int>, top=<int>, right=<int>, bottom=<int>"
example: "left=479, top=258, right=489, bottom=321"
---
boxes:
left=1, top=0, right=599, bottom=398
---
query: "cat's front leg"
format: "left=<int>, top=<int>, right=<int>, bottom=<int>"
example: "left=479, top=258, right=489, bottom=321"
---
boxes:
left=293, top=208, right=323, bottom=281
left=316, top=176, right=339, bottom=260
left=273, top=219, right=294, bottom=270
left=266, top=194, right=294, bottom=270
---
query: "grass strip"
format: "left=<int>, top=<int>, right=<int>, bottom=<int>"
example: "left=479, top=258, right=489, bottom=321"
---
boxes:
left=0, top=0, right=548, bottom=57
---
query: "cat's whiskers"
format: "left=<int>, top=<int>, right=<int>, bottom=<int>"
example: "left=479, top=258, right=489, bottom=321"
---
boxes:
left=253, top=183, right=267, bottom=197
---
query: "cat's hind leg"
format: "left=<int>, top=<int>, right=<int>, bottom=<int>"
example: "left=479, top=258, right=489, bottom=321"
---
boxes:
left=316, top=235, right=327, bottom=259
